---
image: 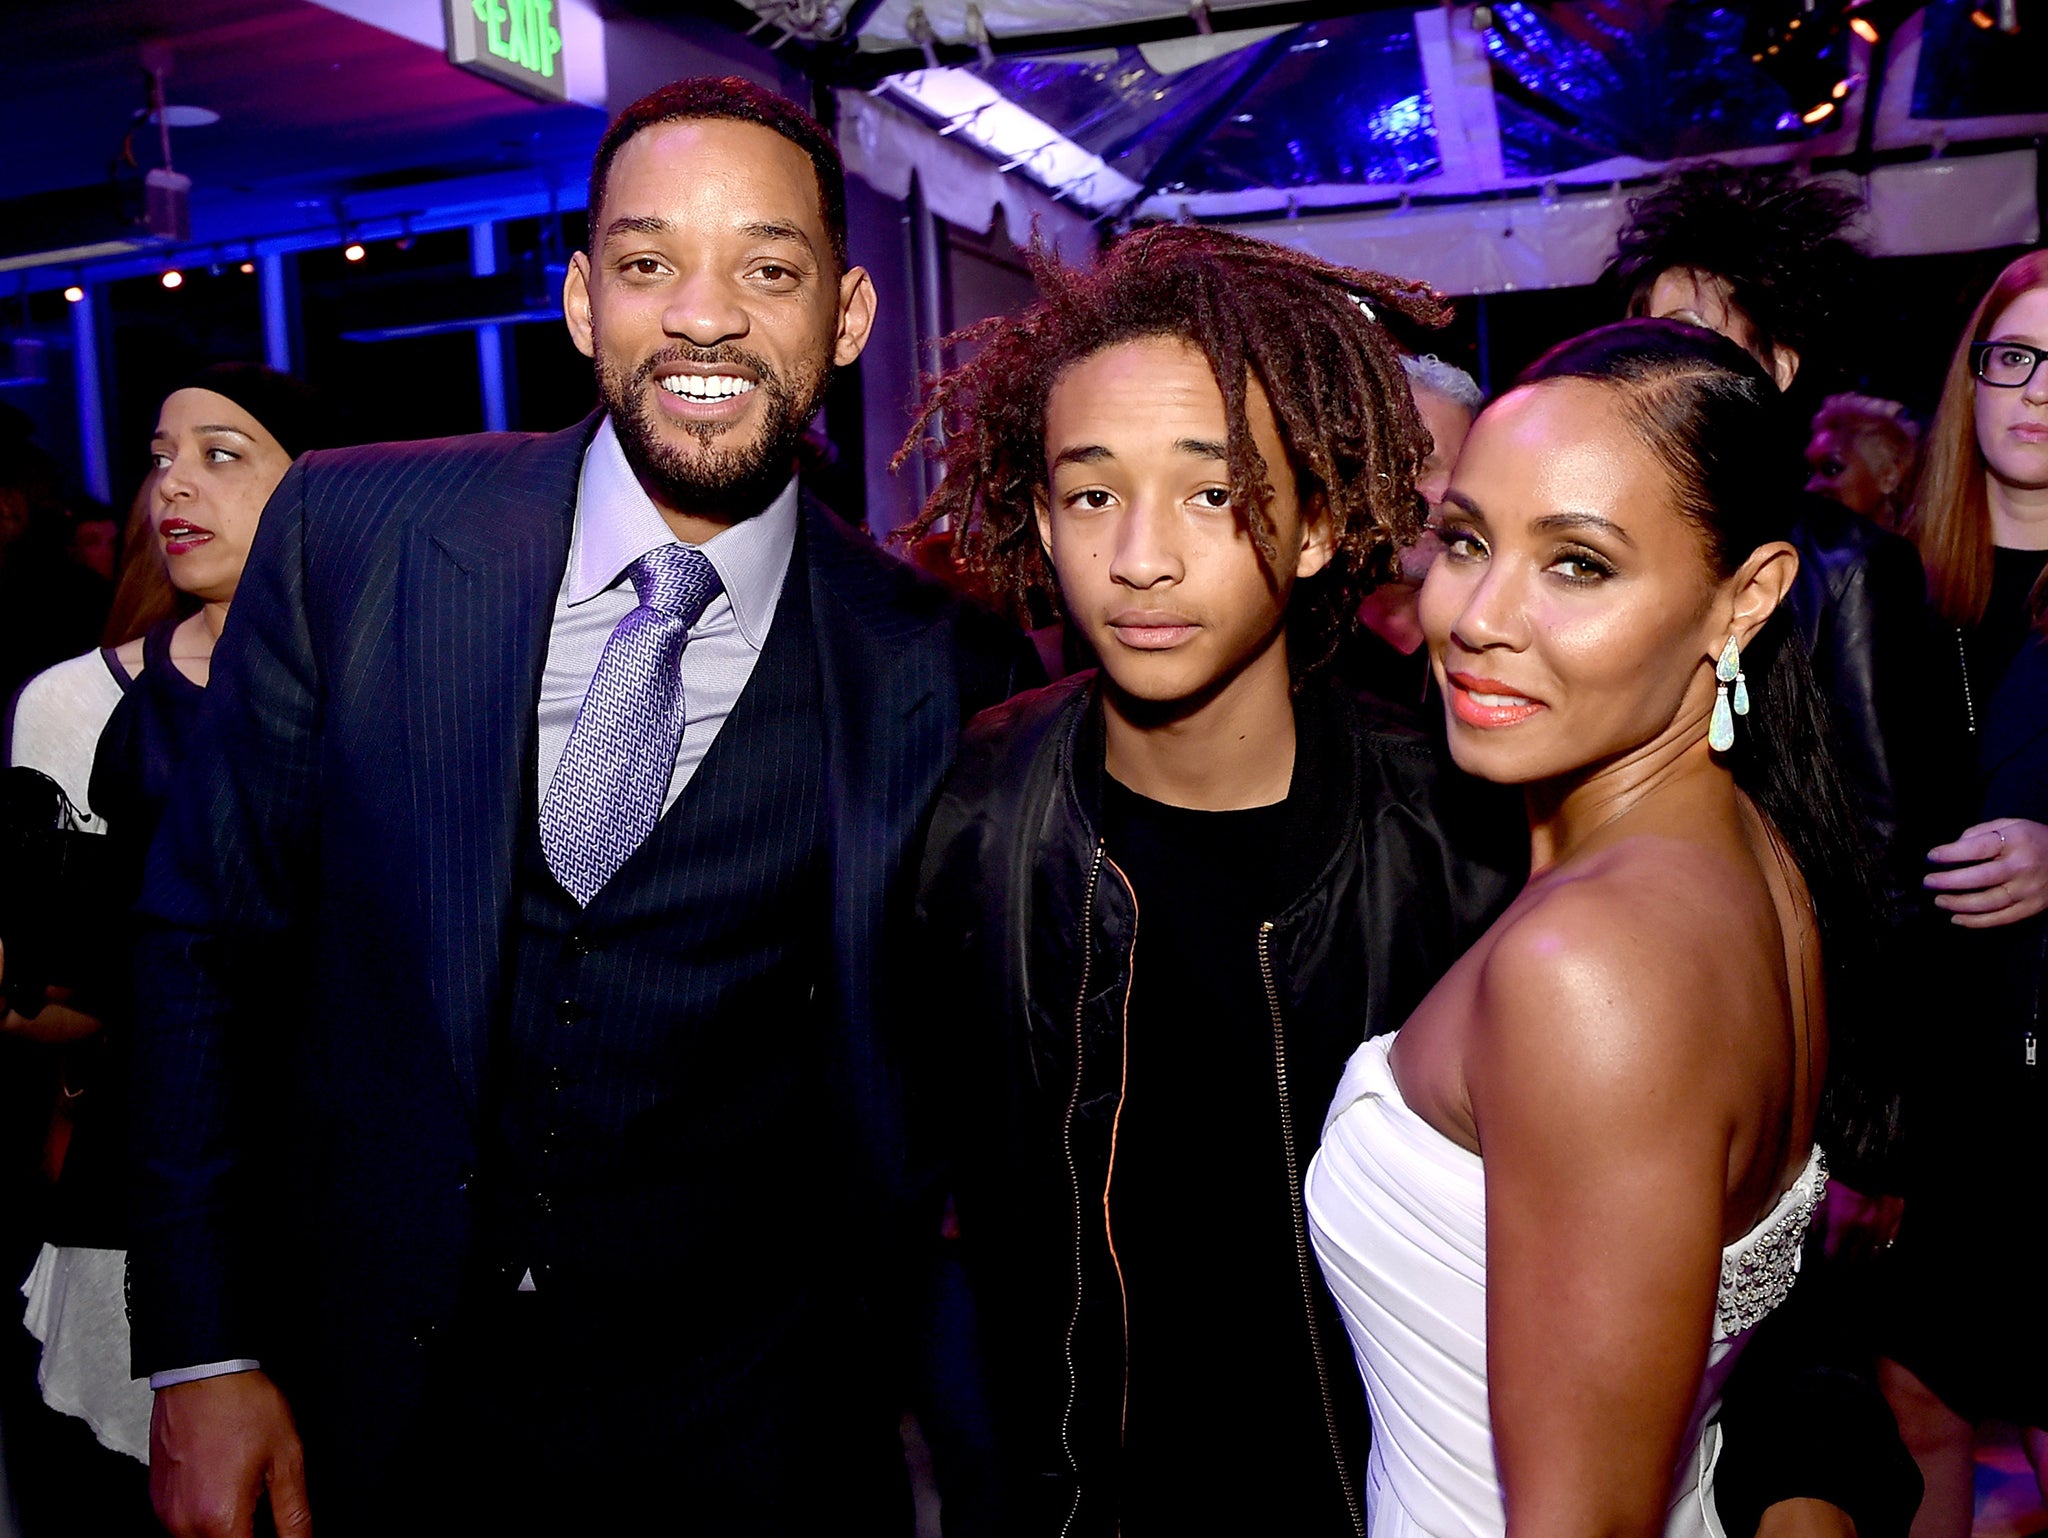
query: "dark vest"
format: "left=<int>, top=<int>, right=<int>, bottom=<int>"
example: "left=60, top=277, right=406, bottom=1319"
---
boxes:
left=489, top=531, right=832, bottom=1327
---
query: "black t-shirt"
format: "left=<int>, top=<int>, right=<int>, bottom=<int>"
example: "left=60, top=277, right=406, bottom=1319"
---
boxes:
left=1978, top=545, right=2048, bottom=693
left=1098, top=765, right=1355, bottom=1533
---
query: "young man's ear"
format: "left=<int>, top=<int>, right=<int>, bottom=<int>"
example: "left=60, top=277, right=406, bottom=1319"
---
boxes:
left=1294, top=490, right=1336, bottom=581
left=1034, top=495, right=1056, bottom=563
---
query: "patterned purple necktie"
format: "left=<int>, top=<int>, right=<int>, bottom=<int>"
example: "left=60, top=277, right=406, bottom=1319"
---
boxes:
left=540, top=544, right=723, bottom=907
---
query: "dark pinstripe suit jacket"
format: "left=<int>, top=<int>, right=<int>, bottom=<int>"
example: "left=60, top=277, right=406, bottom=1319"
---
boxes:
left=126, top=412, right=1040, bottom=1458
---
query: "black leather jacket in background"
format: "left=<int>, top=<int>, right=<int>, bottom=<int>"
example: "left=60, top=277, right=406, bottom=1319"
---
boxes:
left=1783, top=495, right=1938, bottom=912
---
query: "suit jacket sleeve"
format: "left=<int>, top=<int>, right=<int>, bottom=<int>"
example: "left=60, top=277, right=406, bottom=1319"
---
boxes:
left=127, top=457, right=325, bottom=1377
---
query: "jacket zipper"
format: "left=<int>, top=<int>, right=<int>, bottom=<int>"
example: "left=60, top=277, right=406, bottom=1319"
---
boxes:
left=1057, top=840, right=1106, bottom=1538
left=1260, top=920, right=1367, bottom=1538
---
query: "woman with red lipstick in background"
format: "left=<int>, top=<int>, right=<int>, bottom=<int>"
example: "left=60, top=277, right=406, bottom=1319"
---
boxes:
left=1874, top=250, right=2048, bottom=1536
left=3, top=363, right=320, bottom=1535
left=1307, top=319, right=1899, bottom=1538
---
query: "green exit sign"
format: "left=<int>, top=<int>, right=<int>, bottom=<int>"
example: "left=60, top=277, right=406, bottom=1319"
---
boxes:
left=446, top=0, right=567, bottom=102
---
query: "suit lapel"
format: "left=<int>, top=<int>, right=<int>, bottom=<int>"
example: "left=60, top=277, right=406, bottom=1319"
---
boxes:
left=399, top=415, right=594, bottom=1114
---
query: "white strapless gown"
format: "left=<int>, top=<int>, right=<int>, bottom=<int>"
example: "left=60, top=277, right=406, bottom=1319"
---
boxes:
left=1305, top=1033, right=1826, bottom=1538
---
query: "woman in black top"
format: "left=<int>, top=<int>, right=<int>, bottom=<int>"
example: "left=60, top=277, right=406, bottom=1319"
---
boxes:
left=1879, top=250, right=2048, bottom=1534
left=5, top=365, right=317, bottom=1535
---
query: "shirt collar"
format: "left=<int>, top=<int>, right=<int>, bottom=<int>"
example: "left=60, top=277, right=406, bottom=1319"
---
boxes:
left=568, top=415, right=799, bottom=649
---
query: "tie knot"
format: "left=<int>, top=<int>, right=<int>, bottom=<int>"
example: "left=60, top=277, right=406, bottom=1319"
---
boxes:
left=629, top=544, right=722, bottom=625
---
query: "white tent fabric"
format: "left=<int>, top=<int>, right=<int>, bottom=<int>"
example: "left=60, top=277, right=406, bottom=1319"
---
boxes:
left=840, top=89, right=1097, bottom=250
left=740, top=0, right=1291, bottom=50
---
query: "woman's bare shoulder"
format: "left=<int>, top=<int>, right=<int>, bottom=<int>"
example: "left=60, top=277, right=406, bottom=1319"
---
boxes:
left=1471, top=837, right=1761, bottom=1110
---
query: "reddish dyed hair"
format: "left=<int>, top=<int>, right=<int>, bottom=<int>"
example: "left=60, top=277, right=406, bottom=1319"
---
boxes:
left=1909, top=249, right=2048, bottom=631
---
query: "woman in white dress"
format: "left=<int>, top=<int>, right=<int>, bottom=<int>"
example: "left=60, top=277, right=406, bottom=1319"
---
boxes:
left=1307, top=320, right=1890, bottom=1538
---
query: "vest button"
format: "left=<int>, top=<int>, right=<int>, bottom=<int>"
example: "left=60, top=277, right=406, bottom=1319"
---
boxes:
left=554, top=998, right=581, bottom=1027
left=566, top=931, right=592, bottom=958
left=545, top=1065, right=568, bottom=1092
left=534, top=1190, right=553, bottom=1215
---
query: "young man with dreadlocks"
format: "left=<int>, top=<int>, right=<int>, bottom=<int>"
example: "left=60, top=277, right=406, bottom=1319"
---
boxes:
left=903, top=227, right=1910, bottom=1537
left=903, top=226, right=1509, bottom=1534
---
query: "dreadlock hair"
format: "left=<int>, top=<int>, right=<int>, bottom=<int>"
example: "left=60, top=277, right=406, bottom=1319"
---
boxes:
left=1610, top=162, right=1866, bottom=382
left=894, top=224, right=1450, bottom=678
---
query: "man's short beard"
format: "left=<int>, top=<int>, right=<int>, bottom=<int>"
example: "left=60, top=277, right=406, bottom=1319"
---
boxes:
left=597, top=342, right=831, bottom=520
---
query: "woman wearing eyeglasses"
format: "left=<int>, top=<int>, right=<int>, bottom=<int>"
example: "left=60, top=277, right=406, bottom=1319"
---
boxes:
left=1876, top=249, right=2048, bottom=1536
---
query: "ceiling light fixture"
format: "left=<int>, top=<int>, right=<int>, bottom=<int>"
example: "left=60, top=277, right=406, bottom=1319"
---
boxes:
left=63, top=286, right=84, bottom=303
left=161, top=270, right=183, bottom=289
left=344, top=243, right=367, bottom=263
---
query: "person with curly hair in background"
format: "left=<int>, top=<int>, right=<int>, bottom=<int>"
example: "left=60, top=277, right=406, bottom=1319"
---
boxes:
left=906, top=225, right=1915, bottom=1538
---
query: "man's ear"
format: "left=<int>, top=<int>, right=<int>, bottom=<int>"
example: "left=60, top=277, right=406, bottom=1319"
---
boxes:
left=1875, top=455, right=1905, bottom=495
left=563, top=251, right=596, bottom=361
left=835, top=265, right=878, bottom=368
left=1034, top=494, right=1055, bottom=564
left=1724, top=539, right=1800, bottom=652
left=1295, top=489, right=1335, bottom=580
left=1767, top=343, right=1800, bottom=393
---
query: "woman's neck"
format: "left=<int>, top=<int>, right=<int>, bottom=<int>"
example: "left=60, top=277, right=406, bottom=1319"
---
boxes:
left=1524, top=722, right=1727, bottom=873
left=1987, top=473, right=2048, bottom=551
left=1102, top=642, right=1297, bottom=811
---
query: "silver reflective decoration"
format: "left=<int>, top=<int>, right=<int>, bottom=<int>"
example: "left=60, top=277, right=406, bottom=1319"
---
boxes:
left=1714, top=1149, right=1827, bottom=1341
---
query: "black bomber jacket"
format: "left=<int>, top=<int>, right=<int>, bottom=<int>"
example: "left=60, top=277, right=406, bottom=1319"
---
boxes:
left=912, top=673, right=1520, bottom=1535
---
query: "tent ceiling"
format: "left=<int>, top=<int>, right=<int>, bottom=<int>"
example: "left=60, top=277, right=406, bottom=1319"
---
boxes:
left=817, top=1, right=2044, bottom=229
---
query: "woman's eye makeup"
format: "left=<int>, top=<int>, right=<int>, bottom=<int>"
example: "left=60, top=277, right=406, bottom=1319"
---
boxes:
left=1547, top=545, right=1616, bottom=582
left=1433, top=519, right=1487, bottom=559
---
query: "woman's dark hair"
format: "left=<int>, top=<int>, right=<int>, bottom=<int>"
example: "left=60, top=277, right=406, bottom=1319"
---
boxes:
left=1520, top=318, right=1898, bottom=1178
left=895, top=224, right=1450, bottom=678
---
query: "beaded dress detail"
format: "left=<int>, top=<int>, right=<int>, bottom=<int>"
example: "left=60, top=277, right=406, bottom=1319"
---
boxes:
left=1305, top=1032, right=1826, bottom=1538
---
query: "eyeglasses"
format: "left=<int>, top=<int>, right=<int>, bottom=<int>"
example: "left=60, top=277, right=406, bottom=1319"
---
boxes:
left=1971, top=340, right=2048, bottom=390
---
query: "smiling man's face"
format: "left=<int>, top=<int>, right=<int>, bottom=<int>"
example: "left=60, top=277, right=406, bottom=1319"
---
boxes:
left=564, top=117, right=874, bottom=529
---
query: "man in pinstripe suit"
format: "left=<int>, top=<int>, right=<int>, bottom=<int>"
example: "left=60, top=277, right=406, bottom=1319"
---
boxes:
left=128, top=78, right=1039, bottom=1538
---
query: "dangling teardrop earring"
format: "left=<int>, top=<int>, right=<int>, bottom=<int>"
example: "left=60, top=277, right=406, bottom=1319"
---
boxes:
left=1711, top=635, right=1748, bottom=751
